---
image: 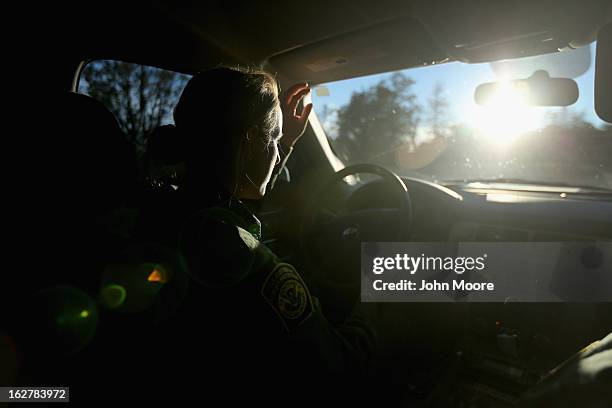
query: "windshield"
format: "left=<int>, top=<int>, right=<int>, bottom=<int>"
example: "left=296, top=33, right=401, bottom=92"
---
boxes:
left=311, top=43, right=612, bottom=189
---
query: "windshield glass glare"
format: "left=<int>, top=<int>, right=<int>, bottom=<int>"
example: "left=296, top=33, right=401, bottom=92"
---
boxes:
left=311, top=43, right=612, bottom=189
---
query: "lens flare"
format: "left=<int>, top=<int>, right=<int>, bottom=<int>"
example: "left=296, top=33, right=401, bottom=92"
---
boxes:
left=100, top=284, right=127, bottom=309
left=30, top=286, right=98, bottom=355
left=101, top=244, right=189, bottom=321
left=147, top=267, right=166, bottom=283
left=0, top=334, right=19, bottom=384
left=469, top=81, right=545, bottom=147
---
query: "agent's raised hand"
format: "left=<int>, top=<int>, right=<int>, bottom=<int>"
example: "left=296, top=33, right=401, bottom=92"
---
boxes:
left=280, top=82, right=313, bottom=148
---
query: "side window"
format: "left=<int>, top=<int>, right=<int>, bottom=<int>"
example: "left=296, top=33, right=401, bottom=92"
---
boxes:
left=79, top=60, right=191, bottom=155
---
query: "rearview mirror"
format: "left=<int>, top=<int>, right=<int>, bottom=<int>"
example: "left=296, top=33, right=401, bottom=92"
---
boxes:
left=475, top=70, right=578, bottom=107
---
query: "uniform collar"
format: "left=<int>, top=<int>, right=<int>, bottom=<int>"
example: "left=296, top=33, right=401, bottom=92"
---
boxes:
left=181, top=180, right=262, bottom=240
left=227, top=197, right=262, bottom=241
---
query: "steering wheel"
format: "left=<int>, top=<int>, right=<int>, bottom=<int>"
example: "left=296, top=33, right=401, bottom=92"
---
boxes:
left=300, top=163, right=412, bottom=288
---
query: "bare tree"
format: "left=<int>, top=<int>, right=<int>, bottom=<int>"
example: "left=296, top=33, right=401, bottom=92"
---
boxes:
left=428, top=82, right=449, bottom=139
left=80, top=60, right=190, bottom=154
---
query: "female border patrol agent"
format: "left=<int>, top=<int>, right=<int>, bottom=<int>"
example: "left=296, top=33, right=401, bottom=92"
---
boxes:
left=145, top=67, right=377, bottom=403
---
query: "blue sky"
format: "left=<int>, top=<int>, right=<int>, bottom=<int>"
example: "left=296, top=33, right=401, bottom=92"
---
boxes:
left=312, top=43, right=606, bottom=137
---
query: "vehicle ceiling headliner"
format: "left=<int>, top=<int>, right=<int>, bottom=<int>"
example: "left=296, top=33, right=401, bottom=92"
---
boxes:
left=68, top=0, right=611, bottom=82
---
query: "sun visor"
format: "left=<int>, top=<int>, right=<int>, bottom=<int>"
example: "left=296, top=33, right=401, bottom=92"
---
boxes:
left=412, top=0, right=610, bottom=63
left=595, top=23, right=612, bottom=123
left=268, top=18, right=446, bottom=84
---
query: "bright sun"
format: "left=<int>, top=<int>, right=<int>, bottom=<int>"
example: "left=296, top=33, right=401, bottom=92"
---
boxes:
left=468, top=81, right=545, bottom=147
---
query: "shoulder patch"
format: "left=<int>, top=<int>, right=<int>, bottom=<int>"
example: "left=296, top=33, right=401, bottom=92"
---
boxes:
left=261, top=263, right=314, bottom=332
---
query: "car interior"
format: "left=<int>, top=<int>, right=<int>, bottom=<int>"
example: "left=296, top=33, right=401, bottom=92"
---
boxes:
left=4, top=0, right=612, bottom=406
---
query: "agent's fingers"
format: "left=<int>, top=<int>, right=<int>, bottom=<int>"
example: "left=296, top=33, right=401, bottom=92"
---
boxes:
left=297, top=103, right=313, bottom=122
left=283, top=82, right=309, bottom=107
left=288, top=87, right=311, bottom=113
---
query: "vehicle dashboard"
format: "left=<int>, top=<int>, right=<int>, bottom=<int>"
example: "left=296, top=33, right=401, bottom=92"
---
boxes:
left=354, top=178, right=612, bottom=406
left=258, top=176, right=612, bottom=406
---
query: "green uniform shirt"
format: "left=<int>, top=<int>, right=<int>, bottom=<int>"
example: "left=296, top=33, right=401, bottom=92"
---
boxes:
left=175, top=192, right=377, bottom=382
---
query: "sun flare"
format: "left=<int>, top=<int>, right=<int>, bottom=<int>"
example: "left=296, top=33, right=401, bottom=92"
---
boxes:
left=468, top=81, right=544, bottom=147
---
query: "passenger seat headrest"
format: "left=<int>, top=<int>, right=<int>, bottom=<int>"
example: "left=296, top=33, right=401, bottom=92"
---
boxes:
left=56, top=92, right=138, bottom=215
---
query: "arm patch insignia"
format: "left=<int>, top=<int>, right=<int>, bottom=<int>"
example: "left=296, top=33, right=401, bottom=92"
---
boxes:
left=261, top=263, right=314, bottom=332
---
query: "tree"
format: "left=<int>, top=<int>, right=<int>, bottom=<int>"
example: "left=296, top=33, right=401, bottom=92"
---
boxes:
left=80, top=60, right=190, bottom=154
left=318, top=104, right=340, bottom=139
left=334, top=72, right=421, bottom=163
left=546, top=107, right=592, bottom=130
left=428, top=82, right=449, bottom=139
